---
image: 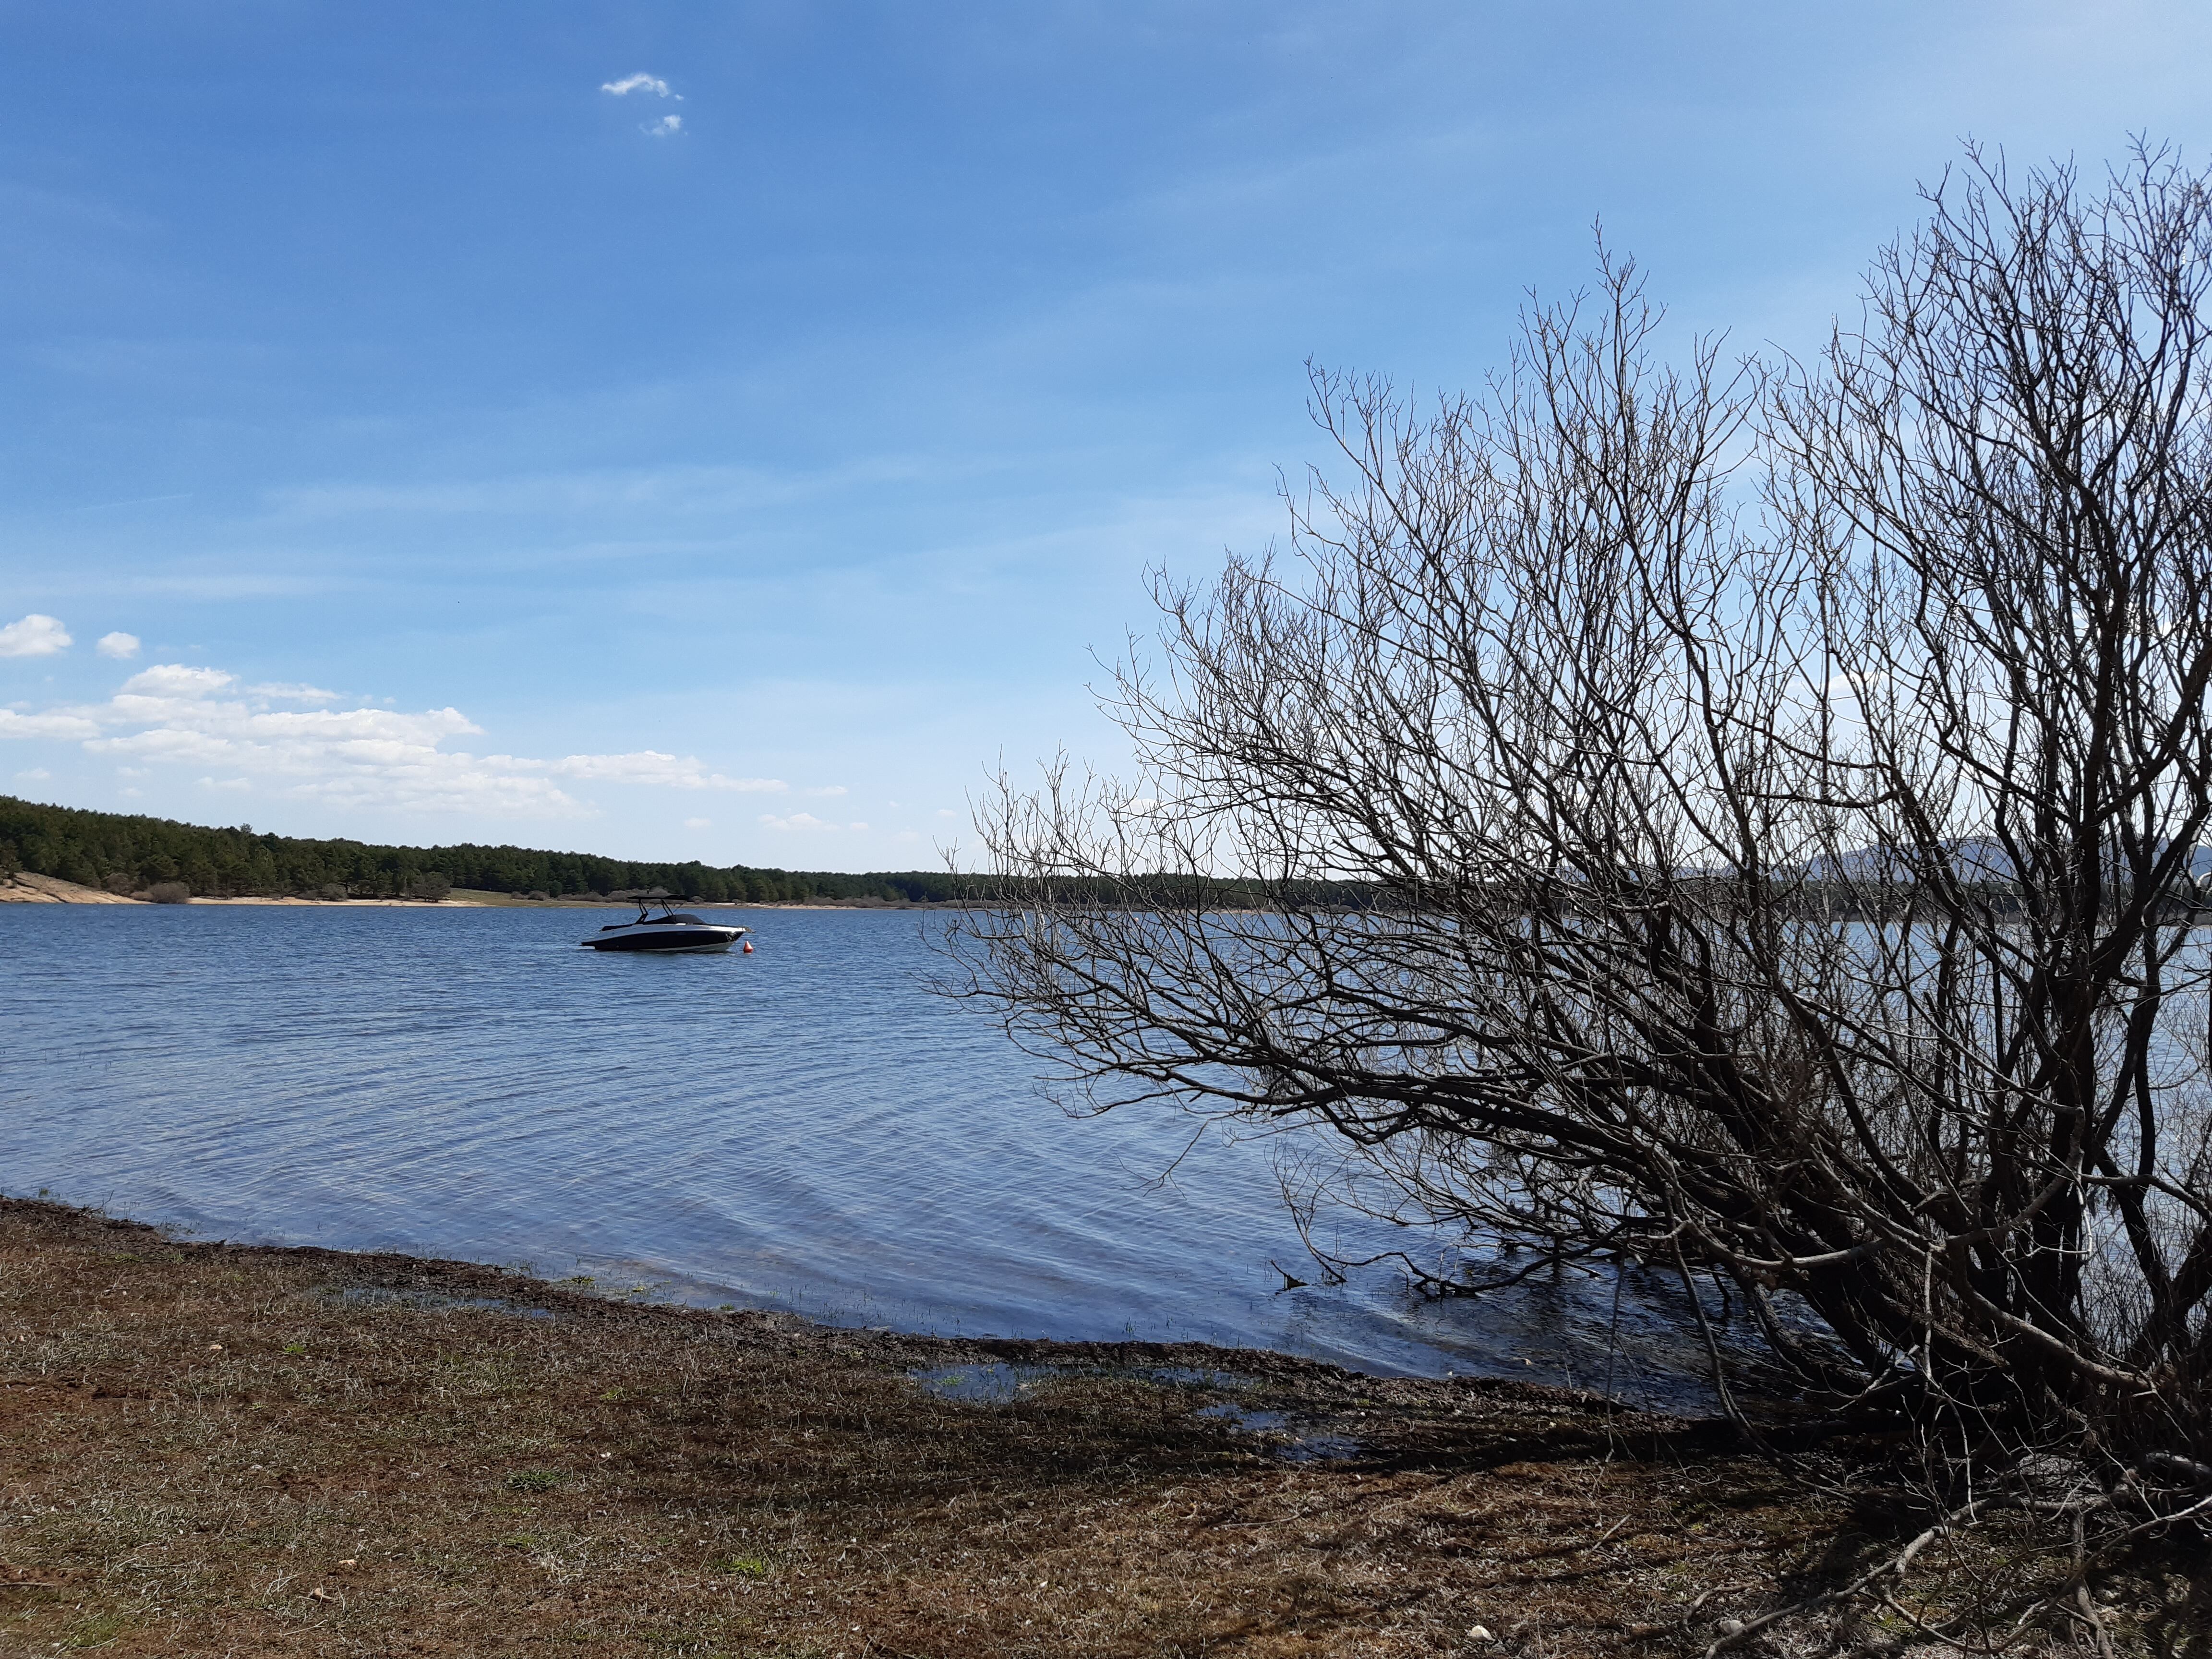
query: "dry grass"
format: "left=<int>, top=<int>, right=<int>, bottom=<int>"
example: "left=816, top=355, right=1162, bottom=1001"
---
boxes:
left=1, top=1199, right=2203, bottom=1656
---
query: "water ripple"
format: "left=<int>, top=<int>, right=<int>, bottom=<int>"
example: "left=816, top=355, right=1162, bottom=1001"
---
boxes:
left=3, top=903, right=1731, bottom=1403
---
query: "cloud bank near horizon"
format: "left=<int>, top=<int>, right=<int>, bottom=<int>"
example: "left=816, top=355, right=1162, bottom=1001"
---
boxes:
left=0, top=662, right=819, bottom=819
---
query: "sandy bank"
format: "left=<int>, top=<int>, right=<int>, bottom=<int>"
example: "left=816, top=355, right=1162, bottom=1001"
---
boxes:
left=0, top=873, right=479, bottom=907
left=167, top=893, right=468, bottom=907
left=0, top=872, right=141, bottom=904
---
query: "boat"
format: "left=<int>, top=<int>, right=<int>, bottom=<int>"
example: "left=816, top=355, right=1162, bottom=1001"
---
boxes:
left=579, top=890, right=751, bottom=954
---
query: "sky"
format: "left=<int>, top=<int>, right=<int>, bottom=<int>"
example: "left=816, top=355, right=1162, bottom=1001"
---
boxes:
left=3, top=2, right=2211, bottom=872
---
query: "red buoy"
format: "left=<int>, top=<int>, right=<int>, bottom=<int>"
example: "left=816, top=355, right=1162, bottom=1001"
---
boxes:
left=742, top=940, right=753, bottom=954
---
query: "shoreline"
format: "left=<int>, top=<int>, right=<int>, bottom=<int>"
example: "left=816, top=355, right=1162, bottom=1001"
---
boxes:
left=3, top=1199, right=2187, bottom=1651
left=0, top=1197, right=1814, bottom=1656
left=0, top=872, right=963, bottom=909
left=0, top=873, right=468, bottom=907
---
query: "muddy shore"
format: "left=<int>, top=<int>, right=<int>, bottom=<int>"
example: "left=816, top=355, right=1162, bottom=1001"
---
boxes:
left=2, top=1200, right=2199, bottom=1655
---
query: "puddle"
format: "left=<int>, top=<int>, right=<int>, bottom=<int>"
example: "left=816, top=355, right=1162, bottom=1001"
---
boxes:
left=325, top=1285, right=556, bottom=1320
left=907, top=1361, right=1055, bottom=1404
left=1194, top=1401, right=1364, bottom=1463
left=1143, top=1365, right=1250, bottom=1390
left=909, top=1361, right=1364, bottom=1462
left=909, top=1360, right=1252, bottom=1404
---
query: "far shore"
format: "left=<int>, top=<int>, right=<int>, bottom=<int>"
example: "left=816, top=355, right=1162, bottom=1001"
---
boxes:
left=0, top=872, right=962, bottom=910
left=0, top=872, right=467, bottom=907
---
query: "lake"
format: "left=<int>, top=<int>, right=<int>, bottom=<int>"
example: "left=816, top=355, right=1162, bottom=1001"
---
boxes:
left=1, top=902, right=1729, bottom=1404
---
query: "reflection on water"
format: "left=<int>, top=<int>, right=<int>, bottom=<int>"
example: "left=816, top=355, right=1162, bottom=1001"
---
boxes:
left=1, top=903, right=1742, bottom=1405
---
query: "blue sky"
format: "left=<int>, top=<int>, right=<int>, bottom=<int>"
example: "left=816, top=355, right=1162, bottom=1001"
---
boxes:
left=3, top=2, right=2209, bottom=871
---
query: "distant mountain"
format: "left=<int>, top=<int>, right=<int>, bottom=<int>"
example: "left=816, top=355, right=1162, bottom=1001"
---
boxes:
left=1806, top=835, right=2212, bottom=883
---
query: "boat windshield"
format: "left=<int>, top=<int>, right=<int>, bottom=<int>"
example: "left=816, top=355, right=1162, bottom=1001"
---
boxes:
left=604, top=895, right=715, bottom=926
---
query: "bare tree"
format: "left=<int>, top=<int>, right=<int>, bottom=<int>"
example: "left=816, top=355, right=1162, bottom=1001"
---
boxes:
left=949, top=147, right=2212, bottom=1522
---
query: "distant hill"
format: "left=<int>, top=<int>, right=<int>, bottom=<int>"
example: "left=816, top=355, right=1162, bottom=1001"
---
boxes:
left=0, top=795, right=986, bottom=904
left=1807, top=835, right=2212, bottom=883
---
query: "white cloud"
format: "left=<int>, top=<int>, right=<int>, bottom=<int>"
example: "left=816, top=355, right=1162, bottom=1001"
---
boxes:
left=848, top=821, right=869, bottom=832
left=0, top=614, right=71, bottom=658
left=602, top=73, right=678, bottom=98
left=759, top=811, right=837, bottom=832
left=96, top=631, right=140, bottom=660
left=0, top=708, right=100, bottom=740
left=120, top=663, right=233, bottom=698
left=244, top=681, right=341, bottom=703
left=87, top=699, right=517, bottom=817
left=0, top=661, right=816, bottom=822
left=683, top=817, right=711, bottom=830
left=530, top=751, right=785, bottom=792
left=937, top=808, right=960, bottom=818
left=14, top=767, right=50, bottom=782
left=643, top=114, right=683, bottom=138
left=802, top=784, right=849, bottom=797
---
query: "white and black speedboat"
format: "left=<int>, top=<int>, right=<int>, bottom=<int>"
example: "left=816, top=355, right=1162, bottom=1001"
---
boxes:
left=580, top=891, right=751, bottom=954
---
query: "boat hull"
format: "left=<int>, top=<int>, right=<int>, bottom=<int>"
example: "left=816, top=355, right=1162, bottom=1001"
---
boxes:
left=579, top=925, right=746, bottom=953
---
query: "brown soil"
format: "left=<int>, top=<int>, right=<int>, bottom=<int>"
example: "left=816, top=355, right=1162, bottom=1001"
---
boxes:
left=1, top=1200, right=2201, bottom=1656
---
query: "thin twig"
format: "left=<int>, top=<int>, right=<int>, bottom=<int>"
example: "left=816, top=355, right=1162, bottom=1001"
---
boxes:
left=1704, top=1497, right=1991, bottom=1657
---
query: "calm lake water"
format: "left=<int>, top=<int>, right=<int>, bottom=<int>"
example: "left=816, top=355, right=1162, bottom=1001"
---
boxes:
left=2, top=903, right=1728, bottom=1403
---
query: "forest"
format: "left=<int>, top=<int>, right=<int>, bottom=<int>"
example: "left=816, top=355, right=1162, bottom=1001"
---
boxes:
left=0, top=794, right=988, bottom=904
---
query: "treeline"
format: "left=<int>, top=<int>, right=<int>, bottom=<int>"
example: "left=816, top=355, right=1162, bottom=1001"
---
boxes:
left=0, top=795, right=990, bottom=904
left=0, top=795, right=1399, bottom=908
